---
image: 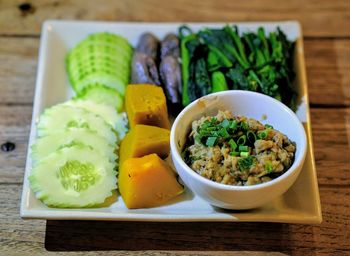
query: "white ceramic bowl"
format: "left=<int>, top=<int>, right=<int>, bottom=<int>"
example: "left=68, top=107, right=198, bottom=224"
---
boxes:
left=170, top=91, right=307, bottom=210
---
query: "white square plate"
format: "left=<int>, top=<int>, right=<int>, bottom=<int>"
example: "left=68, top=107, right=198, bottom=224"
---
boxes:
left=20, top=20, right=322, bottom=223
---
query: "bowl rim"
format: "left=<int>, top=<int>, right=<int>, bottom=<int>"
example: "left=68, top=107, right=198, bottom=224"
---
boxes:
left=170, top=90, right=307, bottom=191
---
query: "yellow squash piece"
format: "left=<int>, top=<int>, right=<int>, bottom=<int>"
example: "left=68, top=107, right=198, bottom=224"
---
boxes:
left=119, top=124, right=170, bottom=165
left=119, top=153, right=184, bottom=209
left=125, top=84, right=170, bottom=129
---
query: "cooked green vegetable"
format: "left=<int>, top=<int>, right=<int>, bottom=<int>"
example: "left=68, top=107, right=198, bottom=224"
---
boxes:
left=179, top=25, right=297, bottom=109
left=211, top=71, right=228, bottom=92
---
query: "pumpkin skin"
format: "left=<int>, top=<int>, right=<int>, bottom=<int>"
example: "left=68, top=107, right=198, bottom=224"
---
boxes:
left=125, top=84, right=170, bottom=129
left=118, top=154, right=184, bottom=209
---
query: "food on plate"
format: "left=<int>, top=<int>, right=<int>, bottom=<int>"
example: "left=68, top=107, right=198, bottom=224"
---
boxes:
left=160, top=33, right=180, bottom=59
left=179, top=25, right=296, bottom=109
left=30, top=98, right=126, bottom=207
left=118, top=154, right=184, bottom=209
left=125, top=84, right=170, bottom=129
left=182, top=110, right=296, bottom=186
left=119, top=124, right=170, bottom=165
left=37, top=104, right=118, bottom=143
left=76, top=84, right=124, bottom=112
left=159, top=34, right=182, bottom=112
left=159, top=55, right=182, bottom=104
left=132, top=33, right=182, bottom=114
left=31, top=130, right=117, bottom=165
left=136, top=33, right=160, bottom=61
left=29, top=145, right=117, bottom=208
left=66, top=32, right=132, bottom=97
left=131, top=51, right=161, bottom=85
left=64, top=99, right=128, bottom=139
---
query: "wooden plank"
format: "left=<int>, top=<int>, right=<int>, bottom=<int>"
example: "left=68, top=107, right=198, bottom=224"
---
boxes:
left=0, top=37, right=350, bottom=106
left=0, top=106, right=32, bottom=183
left=304, top=39, right=350, bottom=106
left=0, top=0, right=350, bottom=37
left=0, top=184, right=348, bottom=255
left=0, top=105, right=349, bottom=187
left=0, top=37, right=38, bottom=104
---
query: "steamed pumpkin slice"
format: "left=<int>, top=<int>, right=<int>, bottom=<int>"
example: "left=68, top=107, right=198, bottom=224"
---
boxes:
left=119, top=124, right=170, bottom=165
left=118, top=154, right=184, bottom=209
left=125, top=84, right=170, bottom=129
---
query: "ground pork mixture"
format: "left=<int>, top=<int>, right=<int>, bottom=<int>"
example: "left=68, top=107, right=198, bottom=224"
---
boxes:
left=182, top=110, right=296, bottom=186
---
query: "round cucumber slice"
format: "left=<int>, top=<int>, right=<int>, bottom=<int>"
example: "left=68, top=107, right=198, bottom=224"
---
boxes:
left=31, top=130, right=117, bottom=165
left=72, top=73, right=126, bottom=96
left=29, top=145, right=117, bottom=208
left=76, top=84, right=124, bottom=112
left=64, top=99, right=128, bottom=139
left=37, top=104, right=117, bottom=144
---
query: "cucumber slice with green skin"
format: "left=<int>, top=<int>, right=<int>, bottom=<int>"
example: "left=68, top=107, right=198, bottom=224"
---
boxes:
left=66, top=32, right=133, bottom=95
left=29, top=145, right=117, bottom=208
left=67, top=59, right=130, bottom=79
left=37, top=104, right=117, bottom=144
left=76, top=84, right=124, bottom=112
left=68, top=45, right=132, bottom=63
left=71, top=73, right=126, bottom=96
left=64, top=99, right=128, bottom=139
left=75, top=33, right=132, bottom=51
left=68, top=64, right=129, bottom=85
left=31, top=130, right=117, bottom=165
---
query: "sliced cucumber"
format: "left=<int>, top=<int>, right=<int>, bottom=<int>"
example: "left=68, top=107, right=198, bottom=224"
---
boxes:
left=37, top=104, right=117, bottom=144
left=64, top=99, right=128, bottom=139
left=71, top=73, right=126, bottom=96
left=66, top=32, right=133, bottom=96
left=29, top=145, right=117, bottom=208
left=31, top=130, right=117, bottom=165
left=76, top=84, right=124, bottom=112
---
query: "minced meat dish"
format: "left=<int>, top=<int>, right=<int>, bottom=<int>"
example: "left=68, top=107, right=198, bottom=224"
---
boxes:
left=182, top=110, right=296, bottom=186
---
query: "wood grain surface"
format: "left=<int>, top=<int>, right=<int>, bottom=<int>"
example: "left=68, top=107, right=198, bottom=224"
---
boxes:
left=0, top=0, right=349, bottom=255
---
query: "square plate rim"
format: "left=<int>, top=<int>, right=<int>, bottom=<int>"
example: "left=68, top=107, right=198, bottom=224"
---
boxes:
left=20, top=20, right=322, bottom=224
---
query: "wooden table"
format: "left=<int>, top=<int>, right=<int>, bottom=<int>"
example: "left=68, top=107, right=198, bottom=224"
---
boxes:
left=0, top=0, right=349, bottom=255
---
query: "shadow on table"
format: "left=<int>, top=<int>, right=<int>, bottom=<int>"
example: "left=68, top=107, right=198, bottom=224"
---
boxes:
left=45, top=220, right=314, bottom=252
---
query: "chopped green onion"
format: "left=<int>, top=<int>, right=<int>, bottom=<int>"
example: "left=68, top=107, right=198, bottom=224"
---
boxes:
left=257, top=130, right=268, bottom=139
left=237, top=155, right=255, bottom=171
left=240, top=121, right=249, bottom=130
left=237, top=135, right=246, bottom=145
left=221, top=119, right=230, bottom=128
left=265, top=124, right=273, bottom=129
left=218, top=127, right=230, bottom=138
left=247, top=131, right=257, bottom=144
left=228, top=139, right=237, bottom=150
left=229, top=120, right=238, bottom=130
left=206, top=136, right=217, bottom=147
left=239, top=145, right=249, bottom=152
left=194, top=134, right=202, bottom=143
left=264, top=161, right=273, bottom=173
left=230, top=151, right=240, bottom=156
left=240, top=152, right=250, bottom=157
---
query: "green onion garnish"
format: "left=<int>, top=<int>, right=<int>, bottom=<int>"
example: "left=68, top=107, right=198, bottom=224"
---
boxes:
left=221, top=119, right=230, bottom=128
left=206, top=136, right=217, bottom=147
left=230, top=151, right=240, bottom=156
left=257, top=130, right=268, bottom=139
left=229, top=120, right=238, bottom=130
left=237, top=135, right=247, bottom=145
left=265, top=124, right=273, bottom=129
left=264, top=161, right=273, bottom=173
left=240, top=152, right=250, bottom=157
left=228, top=139, right=237, bottom=150
left=240, top=121, right=249, bottom=131
left=247, top=131, right=257, bottom=144
left=239, top=145, right=249, bottom=152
